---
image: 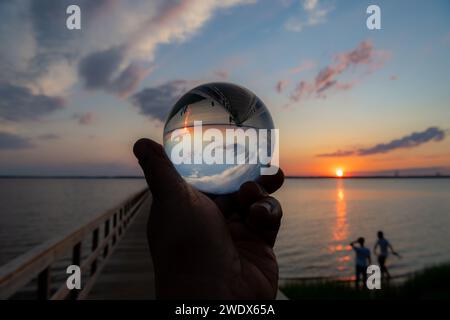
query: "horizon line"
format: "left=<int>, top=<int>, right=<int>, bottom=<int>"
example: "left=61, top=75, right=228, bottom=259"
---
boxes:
left=0, top=175, right=449, bottom=179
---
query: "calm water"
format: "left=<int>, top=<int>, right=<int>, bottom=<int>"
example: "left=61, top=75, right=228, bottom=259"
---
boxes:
left=274, top=178, right=450, bottom=279
left=1, top=178, right=450, bottom=280
left=0, top=178, right=147, bottom=265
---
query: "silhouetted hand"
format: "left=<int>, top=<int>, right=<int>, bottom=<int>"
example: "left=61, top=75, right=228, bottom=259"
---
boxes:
left=133, top=138, right=284, bottom=299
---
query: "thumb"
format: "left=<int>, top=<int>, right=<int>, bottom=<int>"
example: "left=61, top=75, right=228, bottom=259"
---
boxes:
left=133, top=138, right=190, bottom=203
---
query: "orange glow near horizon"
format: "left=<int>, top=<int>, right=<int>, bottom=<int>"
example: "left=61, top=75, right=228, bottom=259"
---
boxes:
left=279, top=144, right=450, bottom=177
left=279, top=152, right=365, bottom=177
left=336, top=168, right=344, bottom=177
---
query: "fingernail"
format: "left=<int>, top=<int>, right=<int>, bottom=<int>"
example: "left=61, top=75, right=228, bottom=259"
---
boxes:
left=255, top=202, right=271, bottom=214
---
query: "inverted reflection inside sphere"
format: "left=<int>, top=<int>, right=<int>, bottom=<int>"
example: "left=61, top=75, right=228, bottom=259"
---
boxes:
left=163, top=82, right=275, bottom=195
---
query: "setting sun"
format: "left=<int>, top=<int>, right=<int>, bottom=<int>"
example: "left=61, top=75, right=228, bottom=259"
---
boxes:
left=336, top=169, right=344, bottom=177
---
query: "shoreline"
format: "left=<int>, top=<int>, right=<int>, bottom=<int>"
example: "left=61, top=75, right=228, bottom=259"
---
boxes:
left=279, top=272, right=411, bottom=286
left=280, top=263, right=450, bottom=299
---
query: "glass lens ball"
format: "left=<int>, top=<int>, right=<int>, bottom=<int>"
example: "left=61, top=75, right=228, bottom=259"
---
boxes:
left=163, top=82, right=275, bottom=195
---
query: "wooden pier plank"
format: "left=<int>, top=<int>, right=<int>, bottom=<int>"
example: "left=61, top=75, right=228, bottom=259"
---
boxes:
left=87, top=195, right=155, bottom=299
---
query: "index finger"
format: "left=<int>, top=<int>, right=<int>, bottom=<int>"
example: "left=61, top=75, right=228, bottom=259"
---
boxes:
left=213, top=168, right=285, bottom=215
left=256, top=167, right=285, bottom=194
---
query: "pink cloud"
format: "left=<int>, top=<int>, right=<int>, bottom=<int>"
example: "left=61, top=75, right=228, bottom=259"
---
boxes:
left=276, top=79, right=290, bottom=93
left=317, top=127, right=446, bottom=157
left=290, top=81, right=311, bottom=101
left=289, top=60, right=316, bottom=74
left=289, top=40, right=390, bottom=103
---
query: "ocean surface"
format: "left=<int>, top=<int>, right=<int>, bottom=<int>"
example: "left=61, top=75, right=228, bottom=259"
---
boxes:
left=1, top=178, right=450, bottom=280
left=274, top=178, right=450, bottom=279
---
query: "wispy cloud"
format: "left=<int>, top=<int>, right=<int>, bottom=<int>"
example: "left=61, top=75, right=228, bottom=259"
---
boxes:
left=130, top=80, right=194, bottom=122
left=77, top=0, right=255, bottom=97
left=284, top=0, right=333, bottom=32
left=0, top=83, right=65, bottom=122
left=275, top=80, right=290, bottom=93
left=77, top=46, right=154, bottom=98
left=73, top=112, right=96, bottom=125
left=288, top=60, right=316, bottom=74
left=276, top=60, right=316, bottom=93
left=317, top=127, right=446, bottom=157
left=0, top=0, right=255, bottom=103
left=0, top=131, right=33, bottom=150
left=288, top=40, right=390, bottom=104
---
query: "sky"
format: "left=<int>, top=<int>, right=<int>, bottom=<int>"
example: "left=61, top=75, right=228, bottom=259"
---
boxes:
left=0, top=0, right=450, bottom=176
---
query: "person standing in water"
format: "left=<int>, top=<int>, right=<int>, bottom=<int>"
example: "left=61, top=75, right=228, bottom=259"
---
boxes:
left=373, top=231, right=400, bottom=280
left=350, top=237, right=371, bottom=287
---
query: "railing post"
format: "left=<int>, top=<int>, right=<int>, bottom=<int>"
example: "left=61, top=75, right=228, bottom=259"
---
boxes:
left=124, top=204, right=129, bottom=227
left=71, top=242, right=81, bottom=300
left=118, top=209, right=123, bottom=236
left=73, top=242, right=81, bottom=266
left=112, top=213, right=117, bottom=245
left=37, top=267, right=51, bottom=300
left=103, top=219, right=110, bottom=258
left=91, top=228, right=99, bottom=275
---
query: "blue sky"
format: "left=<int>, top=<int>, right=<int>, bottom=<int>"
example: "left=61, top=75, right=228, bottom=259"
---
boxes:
left=0, top=0, right=449, bottom=176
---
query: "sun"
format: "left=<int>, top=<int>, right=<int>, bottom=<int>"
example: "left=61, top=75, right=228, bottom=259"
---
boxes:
left=336, top=168, right=344, bottom=177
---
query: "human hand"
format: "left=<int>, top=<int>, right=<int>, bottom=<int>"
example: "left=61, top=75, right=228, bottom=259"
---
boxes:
left=133, top=138, right=284, bottom=299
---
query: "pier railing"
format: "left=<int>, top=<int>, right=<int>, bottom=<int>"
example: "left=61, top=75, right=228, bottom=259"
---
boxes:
left=0, top=188, right=149, bottom=300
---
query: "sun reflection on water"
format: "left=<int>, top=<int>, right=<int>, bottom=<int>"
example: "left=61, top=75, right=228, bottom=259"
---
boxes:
left=333, top=181, right=348, bottom=242
left=331, top=180, right=351, bottom=272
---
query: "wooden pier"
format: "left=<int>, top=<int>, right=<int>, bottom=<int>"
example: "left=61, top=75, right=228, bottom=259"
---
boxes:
left=87, top=196, right=155, bottom=299
left=0, top=189, right=153, bottom=300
